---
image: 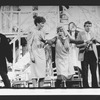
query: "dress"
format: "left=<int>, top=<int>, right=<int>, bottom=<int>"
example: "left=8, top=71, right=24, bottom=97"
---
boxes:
left=55, top=37, right=75, bottom=78
left=27, top=28, right=46, bottom=79
left=69, top=33, right=81, bottom=69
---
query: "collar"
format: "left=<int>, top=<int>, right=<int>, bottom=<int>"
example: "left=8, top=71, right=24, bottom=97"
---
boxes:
left=85, top=30, right=92, bottom=34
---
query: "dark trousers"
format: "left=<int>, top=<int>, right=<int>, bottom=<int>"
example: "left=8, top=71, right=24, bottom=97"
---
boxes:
left=55, top=79, right=64, bottom=88
left=97, top=45, right=100, bottom=83
left=81, top=51, right=98, bottom=88
left=51, top=46, right=56, bottom=68
left=0, top=71, right=11, bottom=88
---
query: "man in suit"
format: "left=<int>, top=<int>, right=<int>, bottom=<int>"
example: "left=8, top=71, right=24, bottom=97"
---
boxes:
left=0, top=33, right=13, bottom=88
left=76, top=21, right=98, bottom=88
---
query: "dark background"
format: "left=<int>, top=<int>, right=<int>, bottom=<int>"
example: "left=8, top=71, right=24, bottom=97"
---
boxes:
left=0, top=0, right=100, bottom=6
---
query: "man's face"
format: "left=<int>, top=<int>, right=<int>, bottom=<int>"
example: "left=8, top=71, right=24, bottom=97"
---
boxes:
left=84, top=23, right=92, bottom=32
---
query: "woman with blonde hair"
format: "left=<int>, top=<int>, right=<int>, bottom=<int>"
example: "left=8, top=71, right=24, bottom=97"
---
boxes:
left=46, top=26, right=84, bottom=87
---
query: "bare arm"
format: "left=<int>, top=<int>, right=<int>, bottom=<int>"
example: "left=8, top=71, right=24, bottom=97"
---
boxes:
left=45, top=36, right=57, bottom=45
left=64, top=29, right=84, bottom=45
left=27, top=32, right=35, bottom=62
left=27, top=32, right=34, bottom=52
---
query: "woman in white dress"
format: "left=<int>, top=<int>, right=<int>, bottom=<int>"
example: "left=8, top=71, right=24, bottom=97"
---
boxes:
left=46, top=26, right=84, bottom=87
left=68, top=22, right=81, bottom=69
left=27, top=15, right=47, bottom=87
left=55, top=27, right=74, bottom=79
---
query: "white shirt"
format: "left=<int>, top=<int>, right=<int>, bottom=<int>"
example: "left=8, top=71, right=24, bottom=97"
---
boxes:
left=85, top=31, right=93, bottom=50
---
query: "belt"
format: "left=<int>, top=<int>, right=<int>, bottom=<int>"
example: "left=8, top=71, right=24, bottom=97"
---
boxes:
left=37, top=44, right=44, bottom=48
left=86, top=49, right=93, bottom=52
left=86, top=47, right=93, bottom=51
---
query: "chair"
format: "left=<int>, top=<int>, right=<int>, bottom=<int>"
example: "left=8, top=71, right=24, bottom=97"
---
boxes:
left=66, top=66, right=83, bottom=88
left=43, top=66, right=57, bottom=87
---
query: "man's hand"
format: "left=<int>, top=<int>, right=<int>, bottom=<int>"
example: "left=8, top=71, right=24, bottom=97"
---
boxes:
left=31, top=58, right=35, bottom=63
left=7, top=62, right=13, bottom=67
left=7, top=62, right=13, bottom=71
left=30, top=55, right=35, bottom=63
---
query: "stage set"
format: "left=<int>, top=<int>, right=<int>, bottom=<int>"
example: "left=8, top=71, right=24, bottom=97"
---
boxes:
left=0, top=6, right=100, bottom=90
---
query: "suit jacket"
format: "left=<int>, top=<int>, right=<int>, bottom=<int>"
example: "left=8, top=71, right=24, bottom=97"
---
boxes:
left=0, top=33, right=13, bottom=73
left=76, top=31, right=98, bottom=61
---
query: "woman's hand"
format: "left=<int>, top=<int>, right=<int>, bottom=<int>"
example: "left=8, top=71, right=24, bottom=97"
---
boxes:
left=30, top=55, right=35, bottom=63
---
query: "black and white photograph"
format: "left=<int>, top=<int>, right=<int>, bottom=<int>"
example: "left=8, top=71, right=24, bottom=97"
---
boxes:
left=0, top=0, right=100, bottom=96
